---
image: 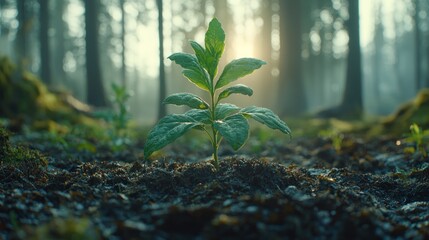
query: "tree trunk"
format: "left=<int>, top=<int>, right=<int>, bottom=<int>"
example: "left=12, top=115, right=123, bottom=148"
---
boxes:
left=15, top=0, right=28, bottom=74
left=373, top=3, right=383, bottom=114
left=39, top=0, right=51, bottom=84
left=426, top=44, right=429, bottom=88
left=278, top=0, right=306, bottom=116
left=53, top=0, right=66, bottom=85
left=120, top=0, right=126, bottom=88
left=414, top=0, right=421, bottom=91
left=339, top=0, right=363, bottom=118
left=84, top=0, right=107, bottom=107
left=156, top=0, right=166, bottom=119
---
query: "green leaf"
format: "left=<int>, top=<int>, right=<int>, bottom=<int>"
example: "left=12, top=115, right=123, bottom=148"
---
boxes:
left=205, top=18, right=225, bottom=63
left=111, top=83, right=131, bottom=101
left=184, top=109, right=211, bottom=124
left=215, top=103, right=240, bottom=120
left=190, top=41, right=207, bottom=68
left=168, top=53, right=200, bottom=72
left=218, top=84, right=253, bottom=101
left=144, top=114, right=203, bottom=158
left=163, top=93, right=209, bottom=109
left=182, top=69, right=211, bottom=91
left=168, top=53, right=210, bottom=91
left=191, top=40, right=217, bottom=80
left=214, top=114, right=249, bottom=150
left=240, top=106, right=291, bottom=134
left=215, top=58, right=266, bottom=89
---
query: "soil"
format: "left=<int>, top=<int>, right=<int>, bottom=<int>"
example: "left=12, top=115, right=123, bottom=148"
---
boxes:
left=1, top=129, right=428, bottom=240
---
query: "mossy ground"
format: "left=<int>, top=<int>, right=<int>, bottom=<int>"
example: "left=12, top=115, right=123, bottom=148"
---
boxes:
left=0, top=128, right=48, bottom=180
left=0, top=57, right=100, bottom=133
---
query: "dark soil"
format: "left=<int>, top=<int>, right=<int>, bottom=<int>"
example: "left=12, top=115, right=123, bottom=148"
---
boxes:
left=1, top=131, right=429, bottom=239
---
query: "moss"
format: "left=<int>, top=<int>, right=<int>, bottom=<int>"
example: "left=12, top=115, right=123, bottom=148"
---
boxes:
left=0, top=127, right=48, bottom=176
left=369, top=89, right=429, bottom=137
left=0, top=57, right=15, bottom=117
left=0, top=56, right=101, bottom=132
left=32, top=120, right=70, bottom=134
left=286, top=117, right=360, bottom=137
left=28, top=218, right=100, bottom=240
left=0, top=127, right=11, bottom=154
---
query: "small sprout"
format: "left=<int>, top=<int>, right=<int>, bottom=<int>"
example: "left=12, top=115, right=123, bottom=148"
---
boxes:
left=144, top=18, right=291, bottom=170
left=319, top=129, right=344, bottom=153
left=404, top=123, right=429, bottom=157
left=111, top=82, right=132, bottom=135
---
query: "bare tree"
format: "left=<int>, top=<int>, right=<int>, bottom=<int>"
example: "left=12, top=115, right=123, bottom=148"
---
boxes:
left=373, top=2, right=383, bottom=113
left=339, top=0, right=363, bottom=117
left=15, top=0, right=29, bottom=75
left=316, top=0, right=363, bottom=118
left=278, top=0, right=307, bottom=116
left=414, top=0, right=422, bottom=90
left=39, top=0, right=51, bottom=84
left=156, top=0, right=166, bottom=119
left=52, top=0, right=66, bottom=85
left=84, top=0, right=107, bottom=107
left=120, top=0, right=126, bottom=87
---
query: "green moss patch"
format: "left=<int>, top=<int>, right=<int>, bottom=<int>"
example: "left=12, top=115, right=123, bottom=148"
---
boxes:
left=369, top=88, right=429, bottom=137
left=0, top=128, right=48, bottom=178
left=0, top=56, right=99, bottom=133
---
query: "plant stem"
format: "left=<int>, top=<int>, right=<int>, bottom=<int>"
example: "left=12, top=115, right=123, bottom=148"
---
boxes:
left=210, top=89, right=219, bottom=170
left=212, top=133, right=219, bottom=170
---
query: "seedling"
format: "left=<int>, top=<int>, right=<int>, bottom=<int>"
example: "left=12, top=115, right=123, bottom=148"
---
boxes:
left=93, top=83, right=132, bottom=150
left=404, top=123, right=428, bottom=157
left=144, top=18, right=291, bottom=170
left=319, top=129, right=344, bottom=152
left=111, top=82, right=132, bottom=135
left=108, top=82, right=133, bottom=150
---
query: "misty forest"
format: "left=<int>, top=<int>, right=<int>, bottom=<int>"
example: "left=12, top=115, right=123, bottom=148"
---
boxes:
left=1, top=0, right=429, bottom=239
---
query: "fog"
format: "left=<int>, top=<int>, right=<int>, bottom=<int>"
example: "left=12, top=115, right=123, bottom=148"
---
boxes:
left=1, top=0, right=428, bottom=123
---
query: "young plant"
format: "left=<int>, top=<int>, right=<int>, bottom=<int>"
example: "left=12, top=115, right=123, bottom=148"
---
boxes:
left=94, top=83, right=132, bottom=150
left=144, top=18, right=291, bottom=169
left=319, top=129, right=344, bottom=153
left=109, top=82, right=133, bottom=150
left=94, top=82, right=132, bottom=135
left=111, top=82, right=132, bottom=135
left=404, top=123, right=429, bottom=157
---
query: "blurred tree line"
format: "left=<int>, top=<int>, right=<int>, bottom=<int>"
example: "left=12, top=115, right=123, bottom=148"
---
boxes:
left=0, top=0, right=428, bottom=122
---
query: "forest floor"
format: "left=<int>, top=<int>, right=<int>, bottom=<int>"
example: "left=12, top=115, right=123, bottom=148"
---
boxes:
left=1, top=123, right=429, bottom=239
